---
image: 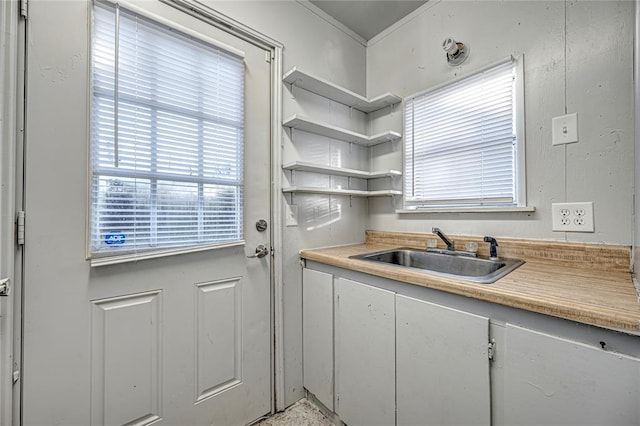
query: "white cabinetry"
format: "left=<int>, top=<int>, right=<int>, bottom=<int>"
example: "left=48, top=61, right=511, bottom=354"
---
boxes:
left=282, top=68, right=402, bottom=197
left=302, top=269, right=334, bottom=410
left=503, top=324, right=640, bottom=425
left=396, top=295, right=491, bottom=426
left=301, top=265, right=640, bottom=426
left=335, top=277, right=396, bottom=426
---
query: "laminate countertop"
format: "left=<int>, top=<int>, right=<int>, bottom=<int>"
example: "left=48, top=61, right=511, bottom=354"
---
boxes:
left=300, top=236, right=640, bottom=333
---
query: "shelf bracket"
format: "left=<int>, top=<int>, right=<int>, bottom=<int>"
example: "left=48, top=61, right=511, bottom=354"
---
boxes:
left=288, top=78, right=301, bottom=97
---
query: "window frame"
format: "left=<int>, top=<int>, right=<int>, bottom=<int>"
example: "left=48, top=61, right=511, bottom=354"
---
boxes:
left=87, top=0, right=248, bottom=266
left=401, top=55, right=528, bottom=213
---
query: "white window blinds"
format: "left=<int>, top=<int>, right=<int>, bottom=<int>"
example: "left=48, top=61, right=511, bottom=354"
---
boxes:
left=404, top=59, right=521, bottom=207
left=90, top=1, right=245, bottom=256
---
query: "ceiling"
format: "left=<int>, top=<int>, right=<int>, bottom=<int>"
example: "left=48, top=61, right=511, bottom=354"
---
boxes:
left=309, top=0, right=428, bottom=41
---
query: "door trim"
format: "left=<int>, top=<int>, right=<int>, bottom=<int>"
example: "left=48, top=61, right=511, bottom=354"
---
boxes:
left=0, top=1, right=21, bottom=425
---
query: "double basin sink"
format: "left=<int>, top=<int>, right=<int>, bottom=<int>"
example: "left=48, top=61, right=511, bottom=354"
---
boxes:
left=350, top=247, right=524, bottom=284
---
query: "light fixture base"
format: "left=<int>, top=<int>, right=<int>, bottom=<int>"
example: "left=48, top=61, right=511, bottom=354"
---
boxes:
left=445, top=42, right=469, bottom=66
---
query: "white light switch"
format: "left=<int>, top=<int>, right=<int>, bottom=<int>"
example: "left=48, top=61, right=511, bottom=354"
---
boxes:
left=552, top=113, right=578, bottom=146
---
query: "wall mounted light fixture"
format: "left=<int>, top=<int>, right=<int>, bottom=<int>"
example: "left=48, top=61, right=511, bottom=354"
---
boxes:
left=442, top=37, right=469, bottom=66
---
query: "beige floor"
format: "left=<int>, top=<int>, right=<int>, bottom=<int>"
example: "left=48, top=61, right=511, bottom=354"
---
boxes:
left=254, top=399, right=333, bottom=426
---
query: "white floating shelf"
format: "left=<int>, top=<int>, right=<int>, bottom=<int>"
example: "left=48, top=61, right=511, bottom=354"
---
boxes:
left=283, top=115, right=401, bottom=147
left=283, top=67, right=402, bottom=113
left=282, top=186, right=401, bottom=197
left=282, top=161, right=402, bottom=179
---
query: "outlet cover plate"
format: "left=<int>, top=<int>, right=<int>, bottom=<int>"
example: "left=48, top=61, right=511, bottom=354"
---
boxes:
left=552, top=202, right=594, bottom=232
left=552, top=113, right=578, bottom=146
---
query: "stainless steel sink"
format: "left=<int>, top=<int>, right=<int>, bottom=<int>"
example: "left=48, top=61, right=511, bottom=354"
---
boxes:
left=350, top=247, right=524, bottom=284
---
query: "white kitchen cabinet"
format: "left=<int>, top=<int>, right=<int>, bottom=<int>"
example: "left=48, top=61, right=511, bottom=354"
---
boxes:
left=335, top=277, right=396, bottom=426
left=503, top=323, right=640, bottom=425
left=302, top=264, right=640, bottom=426
left=302, top=269, right=334, bottom=410
left=396, top=295, right=492, bottom=426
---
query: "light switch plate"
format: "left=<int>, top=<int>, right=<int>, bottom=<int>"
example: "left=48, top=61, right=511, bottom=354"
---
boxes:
left=285, top=204, right=298, bottom=227
left=552, top=113, right=578, bottom=146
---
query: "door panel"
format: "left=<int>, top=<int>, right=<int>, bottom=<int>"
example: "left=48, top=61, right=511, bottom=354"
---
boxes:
left=396, top=295, right=491, bottom=426
left=23, top=1, right=272, bottom=425
left=504, top=324, right=640, bottom=425
left=335, top=278, right=395, bottom=426
left=194, top=278, right=242, bottom=401
left=91, top=291, right=162, bottom=426
left=302, top=268, right=334, bottom=410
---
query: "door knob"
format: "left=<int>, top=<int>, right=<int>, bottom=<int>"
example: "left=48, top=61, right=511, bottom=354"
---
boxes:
left=255, top=219, right=268, bottom=232
left=247, top=244, right=269, bottom=259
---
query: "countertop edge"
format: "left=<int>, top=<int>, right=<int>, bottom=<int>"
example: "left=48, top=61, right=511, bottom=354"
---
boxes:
left=300, top=244, right=640, bottom=334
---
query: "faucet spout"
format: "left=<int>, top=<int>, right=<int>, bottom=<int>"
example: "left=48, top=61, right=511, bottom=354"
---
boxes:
left=432, top=227, right=455, bottom=251
left=483, top=236, right=499, bottom=260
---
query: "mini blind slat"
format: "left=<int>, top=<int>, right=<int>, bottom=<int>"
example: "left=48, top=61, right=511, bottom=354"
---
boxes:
left=404, top=59, right=518, bottom=205
left=91, top=1, right=244, bottom=256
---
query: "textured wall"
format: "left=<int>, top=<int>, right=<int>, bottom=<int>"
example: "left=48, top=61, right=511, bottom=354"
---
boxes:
left=367, top=0, right=634, bottom=245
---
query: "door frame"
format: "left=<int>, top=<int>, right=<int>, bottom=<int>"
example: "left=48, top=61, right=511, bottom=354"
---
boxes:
left=11, top=0, right=286, bottom=421
left=0, top=0, right=22, bottom=425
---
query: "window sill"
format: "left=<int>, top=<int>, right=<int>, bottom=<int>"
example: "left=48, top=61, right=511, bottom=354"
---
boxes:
left=89, top=240, right=246, bottom=267
left=397, top=206, right=536, bottom=214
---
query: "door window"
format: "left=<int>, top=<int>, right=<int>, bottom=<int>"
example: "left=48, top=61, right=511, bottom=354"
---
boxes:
left=90, top=1, right=245, bottom=258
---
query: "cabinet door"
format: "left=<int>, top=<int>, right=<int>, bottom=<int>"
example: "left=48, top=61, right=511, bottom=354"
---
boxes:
left=396, top=295, right=491, bottom=426
left=302, top=269, right=334, bottom=410
left=335, top=278, right=396, bottom=426
left=504, top=324, right=640, bottom=425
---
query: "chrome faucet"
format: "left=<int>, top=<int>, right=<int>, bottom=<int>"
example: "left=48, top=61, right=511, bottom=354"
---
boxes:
left=432, top=227, right=455, bottom=251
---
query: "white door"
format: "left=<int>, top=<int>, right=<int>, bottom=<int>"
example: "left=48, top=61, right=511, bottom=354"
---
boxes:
left=22, top=1, right=272, bottom=425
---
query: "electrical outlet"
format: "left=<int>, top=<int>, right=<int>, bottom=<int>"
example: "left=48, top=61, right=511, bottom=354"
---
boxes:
left=552, top=113, right=578, bottom=146
left=552, top=202, right=594, bottom=232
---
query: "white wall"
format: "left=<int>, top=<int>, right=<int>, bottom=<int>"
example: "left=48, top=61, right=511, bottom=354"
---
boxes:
left=203, top=0, right=369, bottom=407
left=367, top=0, right=634, bottom=245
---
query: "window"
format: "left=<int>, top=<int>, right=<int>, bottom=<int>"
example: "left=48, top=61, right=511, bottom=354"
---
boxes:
left=403, top=57, right=525, bottom=210
left=90, top=1, right=245, bottom=259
